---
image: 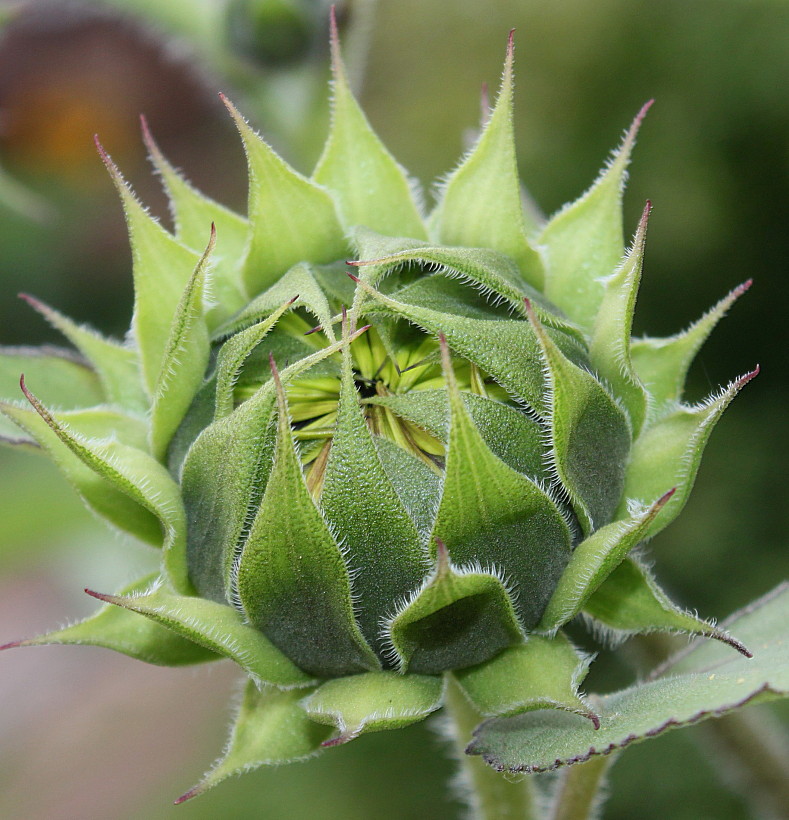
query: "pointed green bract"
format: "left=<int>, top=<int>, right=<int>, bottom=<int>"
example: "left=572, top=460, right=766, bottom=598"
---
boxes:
left=431, top=34, right=544, bottom=288
left=313, top=14, right=425, bottom=240
left=583, top=558, right=749, bottom=654
left=589, top=203, right=651, bottom=435
left=1, top=575, right=216, bottom=666
left=385, top=541, right=524, bottom=674
left=142, top=116, right=248, bottom=321
left=302, top=671, right=444, bottom=744
left=98, top=142, right=201, bottom=395
left=92, top=578, right=315, bottom=688
left=539, top=490, right=674, bottom=631
left=454, top=635, right=597, bottom=724
left=616, top=369, right=758, bottom=537
left=176, top=682, right=331, bottom=804
left=526, top=300, right=630, bottom=534
left=223, top=96, right=346, bottom=297
left=631, top=279, right=752, bottom=413
left=20, top=295, right=147, bottom=414
left=235, top=361, right=379, bottom=677
left=541, top=103, right=651, bottom=329
left=150, top=228, right=214, bottom=461
left=429, top=340, right=572, bottom=628
left=319, top=329, right=428, bottom=652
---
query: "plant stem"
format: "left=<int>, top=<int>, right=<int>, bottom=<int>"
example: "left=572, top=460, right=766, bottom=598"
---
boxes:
left=547, top=754, right=616, bottom=820
left=443, top=675, right=538, bottom=820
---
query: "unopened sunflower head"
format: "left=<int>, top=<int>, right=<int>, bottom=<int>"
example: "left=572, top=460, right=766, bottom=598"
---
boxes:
left=0, top=16, right=755, bottom=801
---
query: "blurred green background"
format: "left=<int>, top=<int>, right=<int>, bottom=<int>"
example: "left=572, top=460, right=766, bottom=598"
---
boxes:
left=0, top=1, right=787, bottom=818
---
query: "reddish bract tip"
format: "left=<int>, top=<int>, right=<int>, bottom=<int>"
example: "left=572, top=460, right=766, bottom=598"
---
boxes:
left=346, top=271, right=361, bottom=283
left=173, top=786, right=201, bottom=805
left=0, top=638, right=26, bottom=651
left=736, top=365, right=760, bottom=389
left=656, top=487, right=677, bottom=508
left=304, top=324, right=323, bottom=336
left=268, top=351, right=280, bottom=377
left=587, top=712, right=601, bottom=731
left=139, top=113, right=157, bottom=154
left=507, top=28, right=515, bottom=53
left=84, top=588, right=114, bottom=604
left=328, top=5, right=341, bottom=66
left=734, top=279, right=753, bottom=298
left=288, top=293, right=300, bottom=306
left=321, top=732, right=355, bottom=748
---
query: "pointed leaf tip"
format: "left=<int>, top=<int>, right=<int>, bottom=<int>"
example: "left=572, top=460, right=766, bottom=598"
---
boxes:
left=173, top=786, right=200, bottom=805
left=0, top=638, right=25, bottom=651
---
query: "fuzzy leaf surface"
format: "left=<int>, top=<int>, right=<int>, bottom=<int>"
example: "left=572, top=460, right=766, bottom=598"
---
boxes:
left=467, top=582, right=789, bottom=772
left=301, top=671, right=443, bottom=744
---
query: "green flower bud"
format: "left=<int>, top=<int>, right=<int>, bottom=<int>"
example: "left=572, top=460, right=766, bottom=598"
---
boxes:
left=0, top=18, right=755, bottom=802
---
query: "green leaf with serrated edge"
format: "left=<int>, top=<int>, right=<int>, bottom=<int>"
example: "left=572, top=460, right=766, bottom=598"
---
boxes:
left=87, top=576, right=314, bottom=688
left=583, top=558, right=749, bottom=655
left=222, top=95, right=346, bottom=297
left=385, top=540, right=524, bottom=674
left=615, top=368, right=758, bottom=538
left=214, top=297, right=297, bottom=420
left=430, top=338, right=573, bottom=629
left=12, top=380, right=190, bottom=591
left=0, top=399, right=162, bottom=545
left=525, top=299, right=630, bottom=535
left=150, top=227, right=214, bottom=461
left=454, top=635, right=597, bottom=725
left=385, top=275, right=512, bottom=321
left=350, top=246, right=578, bottom=337
left=20, top=295, right=147, bottom=414
left=540, top=102, right=651, bottom=329
left=97, top=140, right=201, bottom=395
left=430, top=33, right=544, bottom=288
left=368, top=390, right=547, bottom=483
left=538, top=490, right=675, bottom=632
left=588, top=202, right=650, bottom=435
left=373, top=435, right=442, bottom=540
left=631, top=279, right=752, bottom=413
left=175, top=681, right=331, bottom=805
left=350, top=276, right=582, bottom=414
left=0, top=346, right=103, bottom=407
left=234, top=359, right=379, bottom=677
left=181, top=329, right=366, bottom=604
left=319, top=323, right=429, bottom=652
left=302, top=671, right=444, bottom=746
left=216, top=262, right=335, bottom=342
left=312, top=11, right=426, bottom=240
left=466, top=582, right=789, bottom=773
left=0, top=574, right=215, bottom=666
left=142, top=116, right=248, bottom=322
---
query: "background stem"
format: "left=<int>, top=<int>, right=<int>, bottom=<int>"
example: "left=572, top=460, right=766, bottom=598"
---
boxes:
left=547, top=754, right=616, bottom=820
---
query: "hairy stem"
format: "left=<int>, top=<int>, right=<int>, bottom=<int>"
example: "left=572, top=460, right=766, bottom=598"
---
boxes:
left=547, top=754, right=616, bottom=820
left=443, top=675, right=538, bottom=820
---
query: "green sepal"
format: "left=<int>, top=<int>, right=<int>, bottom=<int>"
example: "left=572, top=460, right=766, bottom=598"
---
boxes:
left=385, top=539, right=525, bottom=674
left=175, top=681, right=331, bottom=805
left=1, top=574, right=216, bottom=667
left=20, top=295, right=147, bottom=414
left=142, top=116, right=248, bottom=323
left=583, top=558, right=750, bottom=655
left=454, top=635, right=598, bottom=725
left=430, top=338, right=573, bottom=628
left=538, top=489, right=675, bottom=632
left=214, top=296, right=297, bottom=420
left=430, top=33, right=544, bottom=288
left=150, top=227, right=214, bottom=461
left=589, top=202, right=651, bottom=435
left=368, top=389, right=547, bottom=483
left=351, top=276, right=583, bottom=413
left=222, top=96, right=346, bottom=297
left=301, top=671, right=444, bottom=746
left=0, top=397, right=163, bottom=547
left=615, top=368, right=758, bottom=537
left=468, top=583, right=788, bottom=773
left=372, top=435, right=442, bottom=539
left=525, top=299, right=631, bottom=535
left=319, top=322, right=429, bottom=652
left=9, top=381, right=191, bottom=591
left=180, top=328, right=369, bottom=604
left=541, top=103, right=651, bottom=329
left=89, top=576, right=315, bottom=688
left=312, top=13, right=426, bottom=240
left=0, top=345, right=103, bottom=410
left=97, top=141, right=201, bottom=395
left=235, top=358, right=379, bottom=677
left=630, top=279, right=752, bottom=413
left=216, top=262, right=336, bottom=342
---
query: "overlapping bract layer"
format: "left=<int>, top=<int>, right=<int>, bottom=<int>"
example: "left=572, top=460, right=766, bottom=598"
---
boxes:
left=0, top=23, right=754, bottom=801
